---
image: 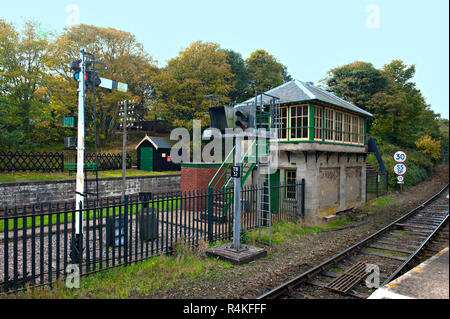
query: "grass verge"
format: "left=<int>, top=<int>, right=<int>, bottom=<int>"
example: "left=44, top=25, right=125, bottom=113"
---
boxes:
left=3, top=240, right=232, bottom=299
left=244, top=218, right=353, bottom=245
left=0, top=169, right=180, bottom=183
left=3, top=218, right=353, bottom=298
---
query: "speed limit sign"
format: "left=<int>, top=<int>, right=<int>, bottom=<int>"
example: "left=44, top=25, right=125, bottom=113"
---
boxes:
left=393, top=151, right=407, bottom=163
left=393, top=163, right=407, bottom=176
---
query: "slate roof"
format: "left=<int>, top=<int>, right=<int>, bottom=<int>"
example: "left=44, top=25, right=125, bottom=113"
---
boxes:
left=236, top=80, right=373, bottom=118
left=135, top=135, right=173, bottom=150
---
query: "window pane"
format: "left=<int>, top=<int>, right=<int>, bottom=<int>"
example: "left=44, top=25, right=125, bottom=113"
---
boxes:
left=314, top=106, right=323, bottom=140
left=286, top=170, right=297, bottom=199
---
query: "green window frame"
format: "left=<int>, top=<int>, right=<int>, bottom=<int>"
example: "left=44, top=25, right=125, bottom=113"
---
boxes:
left=289, top=104, right=309, bottom=140
left=314, top=105, right=323, bottom=141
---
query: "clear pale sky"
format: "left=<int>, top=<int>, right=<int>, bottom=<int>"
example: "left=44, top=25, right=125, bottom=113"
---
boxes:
left=2, top=0, right=449, bottom=119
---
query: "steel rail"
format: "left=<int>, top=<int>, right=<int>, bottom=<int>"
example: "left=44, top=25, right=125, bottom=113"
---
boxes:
left=381, top=213, right=448, bottom=286
left=258, top=183, right=449, bottom=299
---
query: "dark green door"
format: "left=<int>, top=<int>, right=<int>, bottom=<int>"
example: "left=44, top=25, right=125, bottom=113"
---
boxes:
left=140, top=147, right=153, bottom=171
left=270, top=170, right=280, bottom=215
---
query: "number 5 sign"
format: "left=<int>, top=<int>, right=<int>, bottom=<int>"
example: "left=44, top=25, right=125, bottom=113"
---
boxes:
left=393, top=151, right=407, bottom=163
left=393, top=163, right=407, bottom=176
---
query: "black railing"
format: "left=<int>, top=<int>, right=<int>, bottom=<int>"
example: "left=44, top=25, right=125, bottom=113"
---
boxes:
left=366, top=170, right=389, bottom=200
left=64, top=152, right=132, bottom=170
left=0, top=151, right=132, bottom=173
left=0, top=182, right=304, bottom=293
left=0, top=151, right=64, bottom=172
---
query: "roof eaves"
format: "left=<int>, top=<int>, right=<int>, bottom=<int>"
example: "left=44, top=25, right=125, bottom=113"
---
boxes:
left=304, top=83, right=373, bottom=118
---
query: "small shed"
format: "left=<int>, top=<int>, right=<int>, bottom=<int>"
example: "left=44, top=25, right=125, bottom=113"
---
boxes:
left=136, top=136, right=180, bottom=172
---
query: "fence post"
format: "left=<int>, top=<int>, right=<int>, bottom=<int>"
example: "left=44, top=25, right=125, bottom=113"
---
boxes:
left=376, top=174, right=379, bottom=198
left=301, top=178, right=305, bottom=218
left=124, top=195, right=129, bottom=265
left=207, top=187, right=214, bottom=242
left=385, top=172, right=388, bottom=194
left=61, top=153, right=64, bottom=172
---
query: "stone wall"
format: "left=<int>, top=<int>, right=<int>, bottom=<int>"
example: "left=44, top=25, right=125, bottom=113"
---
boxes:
left=278, top=150, right=367, bottom=221
left=0, top=174, right=181, bottom=207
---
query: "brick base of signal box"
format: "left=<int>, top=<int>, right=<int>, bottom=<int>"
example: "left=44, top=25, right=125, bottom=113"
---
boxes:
left=180, top=163, right=223, bottom=193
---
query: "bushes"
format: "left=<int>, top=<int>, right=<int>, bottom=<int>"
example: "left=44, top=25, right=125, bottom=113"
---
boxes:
left=371, top=136, right=434, bottom=189
left=383, top=156, right=428, bottom=188
left=415, top=135, right=442, bottom=161
left=30, top=122, right=76, bottom=147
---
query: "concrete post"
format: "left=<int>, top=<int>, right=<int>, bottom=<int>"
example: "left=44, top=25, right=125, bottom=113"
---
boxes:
left=339, top=158, right=346, bottom=211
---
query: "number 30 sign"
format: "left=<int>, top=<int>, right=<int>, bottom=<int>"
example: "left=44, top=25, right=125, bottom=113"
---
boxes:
left=393, top=151, right=407, bottom=163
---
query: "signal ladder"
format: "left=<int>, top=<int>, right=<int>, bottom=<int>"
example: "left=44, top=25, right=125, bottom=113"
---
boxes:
left=255, top=93, right=281, bottom=246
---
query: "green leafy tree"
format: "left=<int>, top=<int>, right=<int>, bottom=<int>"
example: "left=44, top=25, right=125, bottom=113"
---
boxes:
left=322, top=61, right=389, bottom=111
left=245, top=49, right=290, bottom=98
left=415, top=135, right=442, bottom=161
left=323, top=60, right=441, bottom=148
left=222, top=49, right=248, bottom=103
left=438, top=118, right=449, bottom=156
left=153, top=41, right=232, bottom=129
left=48, top=24, right=159, bottom=146
left=0, top=20, right=52, bottom=141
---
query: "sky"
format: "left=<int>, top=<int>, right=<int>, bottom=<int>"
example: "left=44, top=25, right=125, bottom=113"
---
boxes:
left=1, top=0, right=449, bottom=119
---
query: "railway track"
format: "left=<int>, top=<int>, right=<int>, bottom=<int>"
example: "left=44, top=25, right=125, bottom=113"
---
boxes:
left=258, top=184, right=449, bottom=299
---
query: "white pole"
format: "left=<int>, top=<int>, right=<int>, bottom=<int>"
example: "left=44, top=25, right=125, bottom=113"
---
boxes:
left=75, top=47, right=86, bottom=235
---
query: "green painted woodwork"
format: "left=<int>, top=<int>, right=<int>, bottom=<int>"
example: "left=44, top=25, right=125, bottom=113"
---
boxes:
left=309, top=104, right=315, bottom=142
left=270, top=170, right=280, bottom=215
left=140, top=147, right=153, bottom=171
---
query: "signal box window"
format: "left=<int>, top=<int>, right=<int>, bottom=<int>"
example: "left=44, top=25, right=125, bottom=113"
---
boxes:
left=286, top=170, right=297, bottom=200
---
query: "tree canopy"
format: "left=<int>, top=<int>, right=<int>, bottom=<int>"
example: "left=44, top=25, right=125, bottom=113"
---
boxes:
left=0, top=18, right=446, bottom=164
left=153, top=41, right=232, bottom=129
left=222, top=49, right=248, bottom=104
left=322, top=60, right=442, bottom=149
left=245, top=49, right=291, bottom=98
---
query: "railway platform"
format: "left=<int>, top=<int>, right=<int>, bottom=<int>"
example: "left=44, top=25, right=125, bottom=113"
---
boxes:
left=369, top=247, right=449, bottom=299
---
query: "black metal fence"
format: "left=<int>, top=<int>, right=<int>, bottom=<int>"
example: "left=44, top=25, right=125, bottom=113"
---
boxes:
left=0, top=181, right=304, bottom=293
left=0, top=151, right=131, bottom=172
left=366, top=170, right=389, bottom=200
left=0, top=151, right=64, bottom=172
left=64, top=152, right=132, bottom=170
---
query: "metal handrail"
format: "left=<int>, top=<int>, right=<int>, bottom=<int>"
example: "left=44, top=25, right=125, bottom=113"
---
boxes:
left=208, top=145, right=235, bottom=189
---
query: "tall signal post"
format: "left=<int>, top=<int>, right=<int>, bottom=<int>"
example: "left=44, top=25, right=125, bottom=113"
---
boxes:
left=70, top=48, right=128, bottom=262
left=75, top=48, right=87, bottom=236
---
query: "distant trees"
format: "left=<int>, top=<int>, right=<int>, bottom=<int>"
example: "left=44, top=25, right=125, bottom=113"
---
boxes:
left=323, top=61, right=389, bottom=111
left=0, top=21, right=53, bottom=150
left=0, top=20, right=295, bottom=149
left=48, top=24, right=159, bottom=145
left=153, top=45, right=293, bottom=128
left=322, top=60, right=443, bottom=151
left=222, top=49, right=248, bottom=104
left=1, top=18, right=446, bottom=165
left=245, top=49, right=291, bottom=99
left=153, top=41, right=232, bottom=129
left=0, top=22, right=162, bottom=150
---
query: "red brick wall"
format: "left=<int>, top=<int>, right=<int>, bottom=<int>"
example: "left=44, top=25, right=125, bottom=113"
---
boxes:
left=181, top=165, right=224, bottom=193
